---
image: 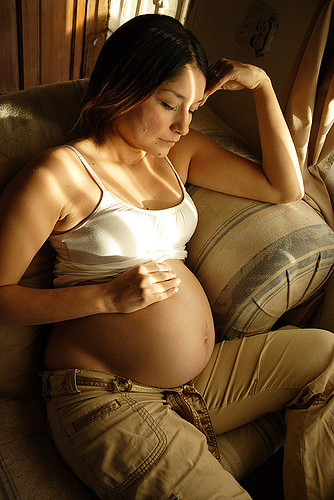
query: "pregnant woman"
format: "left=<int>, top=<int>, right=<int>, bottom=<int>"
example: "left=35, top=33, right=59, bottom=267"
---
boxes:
left=0, top=14, right=333, bottom=499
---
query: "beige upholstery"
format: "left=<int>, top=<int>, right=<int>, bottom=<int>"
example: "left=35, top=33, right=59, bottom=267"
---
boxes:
left=187, top=185, right=334, bottom=341
left=0, top=80, right=333, bottom=498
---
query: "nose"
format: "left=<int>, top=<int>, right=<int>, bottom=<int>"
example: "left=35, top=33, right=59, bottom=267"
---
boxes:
left=171, top=109, right=191, bottom=136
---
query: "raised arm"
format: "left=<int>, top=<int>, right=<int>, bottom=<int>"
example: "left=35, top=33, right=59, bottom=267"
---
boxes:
left=172, top=59, right=304, bottom=204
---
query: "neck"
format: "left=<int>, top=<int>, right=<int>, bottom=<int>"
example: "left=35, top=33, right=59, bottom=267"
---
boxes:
left=94, top=129, right=148, bottom=167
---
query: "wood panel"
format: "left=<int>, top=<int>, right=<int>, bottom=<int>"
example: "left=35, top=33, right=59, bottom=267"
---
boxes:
left=40, top=0, right=74, bottom=84
left=0, top=0, right=20, bottom=93
left=21, top=0, right=90, bottom=88
left=82, top=0, right=110, bottom=78
left=71, top=0, right=87, bottom=79
left=0, top=0, right=187, bottom=93
left=21, top=0, right=40, bottom=89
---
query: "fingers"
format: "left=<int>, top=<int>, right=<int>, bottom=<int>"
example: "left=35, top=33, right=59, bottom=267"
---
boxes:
left=136, top=261, right=181, bottom=296
left=206, top=59, right=243, bottom=96
left=105, top=261, right=182, bottom=313
left=204, top=58, right=265, bottom=100
left=138, top=260, right=172, bottom=273
left=205, top=59, right=231, bottom=92
left=208, top=58, right=232, bottom=83
left=151, top=274, right=181, bottom=296
left=136, top=261, right=181, bottom=305
left=201, top=59, right=233, bottom=103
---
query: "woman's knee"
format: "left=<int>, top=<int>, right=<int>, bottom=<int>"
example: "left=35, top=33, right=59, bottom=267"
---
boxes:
left=272, top=327, right=334, bottom=386
left=304, top=327, right=334, bottom=373
left=296, top=327, right=334, bottom=359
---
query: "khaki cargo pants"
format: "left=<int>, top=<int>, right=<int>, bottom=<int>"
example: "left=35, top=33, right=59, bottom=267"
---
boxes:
left=43, top=327, right=334, bottom=499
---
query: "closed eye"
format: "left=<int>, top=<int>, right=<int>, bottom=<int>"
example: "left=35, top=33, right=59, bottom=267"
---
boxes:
left=162, top=101, right=198, bottom=116
left=161, top=101, right=177, bottom=111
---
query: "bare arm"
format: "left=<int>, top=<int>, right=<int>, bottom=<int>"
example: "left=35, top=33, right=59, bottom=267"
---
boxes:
left=0, top=153, right=179, bottom=326
left=0, top=283, right=108, bottom=325
left=0, top=158, right=105, bottom=325
left=250, top=71, right=304, bottom=202
left=171, top=59, right=304, bottom=204
left=0, top=262, right=179, bottom=325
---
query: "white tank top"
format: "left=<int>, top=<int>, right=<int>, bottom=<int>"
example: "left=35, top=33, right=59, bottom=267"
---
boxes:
left=49, top=145, right=198, bottom=287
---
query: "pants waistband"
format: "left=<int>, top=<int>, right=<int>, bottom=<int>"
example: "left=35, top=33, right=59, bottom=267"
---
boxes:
left=42, top=368, right=220, bottom=460
left=42, top=368, right=200, bottom=399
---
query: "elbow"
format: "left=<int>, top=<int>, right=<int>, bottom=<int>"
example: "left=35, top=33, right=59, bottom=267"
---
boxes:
left=276, top=186, right=305, bottom=204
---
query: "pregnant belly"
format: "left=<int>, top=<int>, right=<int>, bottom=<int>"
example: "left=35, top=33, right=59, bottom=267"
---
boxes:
left=45, top=260, right=215, bottom=387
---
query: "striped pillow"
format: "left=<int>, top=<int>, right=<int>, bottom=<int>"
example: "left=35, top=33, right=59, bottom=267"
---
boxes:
left=186, top=186, right=334, bottom=341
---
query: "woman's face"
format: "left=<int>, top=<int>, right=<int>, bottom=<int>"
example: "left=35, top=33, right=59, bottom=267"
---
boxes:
left=114, top=64, right=206, bottom=157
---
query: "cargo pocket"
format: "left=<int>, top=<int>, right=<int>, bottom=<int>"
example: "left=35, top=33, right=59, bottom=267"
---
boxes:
left=69, top=392, right=168, bottom=496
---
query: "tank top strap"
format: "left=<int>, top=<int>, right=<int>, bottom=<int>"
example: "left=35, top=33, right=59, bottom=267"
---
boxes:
left=165, top=156, right=186, bottom=193
left=65, top=145, right=107, bottom=192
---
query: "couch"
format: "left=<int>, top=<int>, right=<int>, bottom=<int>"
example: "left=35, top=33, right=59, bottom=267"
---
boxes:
left=0, top=79, right=333, bottom=499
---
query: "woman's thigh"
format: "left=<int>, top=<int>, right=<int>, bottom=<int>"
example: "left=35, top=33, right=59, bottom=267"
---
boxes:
left=193, top=327, right=334, bottom=434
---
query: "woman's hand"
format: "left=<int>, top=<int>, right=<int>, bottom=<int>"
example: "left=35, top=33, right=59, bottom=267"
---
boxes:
left=101, top=261, right=181, bottom=314
left=202, top=58, right=269, bottom=103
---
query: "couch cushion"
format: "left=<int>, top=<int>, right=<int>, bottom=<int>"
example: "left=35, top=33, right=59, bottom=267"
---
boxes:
left=0, top=397, right=97, bottom=499
left=185, top=129, right=334, bottom=340
left=0, top=79, right=88, bottom=187
left=216, top=410, right=285, bottom=481
left=187, top=186, right=334, bottom=340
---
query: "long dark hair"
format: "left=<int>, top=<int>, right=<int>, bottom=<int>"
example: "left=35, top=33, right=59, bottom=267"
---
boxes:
left=80, top=14, right=208, bottom=142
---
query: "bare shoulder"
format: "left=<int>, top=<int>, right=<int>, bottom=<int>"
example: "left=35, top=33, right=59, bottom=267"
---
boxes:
left=167, top=128, right=219, bottom=183
left=167, top=129, right=204, bottom=182
left=0, top=144, right=87, bottom=229
left=26, top=144, right=79, bottom=181
left=0, top=146, right=78, bottom=285
left=10, top=145, right=83, bottom=197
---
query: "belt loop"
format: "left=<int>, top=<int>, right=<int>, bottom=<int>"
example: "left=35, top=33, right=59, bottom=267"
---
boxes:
left=42, top=371, right=52, bottom=401
left=60, top=369, right=81, bottom=394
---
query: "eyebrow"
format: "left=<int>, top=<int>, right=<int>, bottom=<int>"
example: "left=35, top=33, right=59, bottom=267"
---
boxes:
left=159, top=88, right=204, bottom=103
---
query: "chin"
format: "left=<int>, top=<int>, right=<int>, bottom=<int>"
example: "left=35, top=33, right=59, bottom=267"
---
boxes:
left=150, top=147, right=170, bottom=158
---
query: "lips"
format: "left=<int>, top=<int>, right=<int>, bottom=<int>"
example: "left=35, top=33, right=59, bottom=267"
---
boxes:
left=160, top=138, right=178, bottom=146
